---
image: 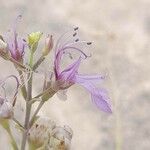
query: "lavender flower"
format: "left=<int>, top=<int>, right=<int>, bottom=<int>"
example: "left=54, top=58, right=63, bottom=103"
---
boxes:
left=28, top=117, right=56, bottom=148
left=4, top=15, right=26, bottom=61
left=53, top=28, right=112, bottom=113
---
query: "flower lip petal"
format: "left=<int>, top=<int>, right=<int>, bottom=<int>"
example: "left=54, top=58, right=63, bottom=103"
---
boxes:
left=75, top=74, right=106, bottom=83
left=75, top=74, right=112, bottom=113
left=91, top=90, right=112, bottom=113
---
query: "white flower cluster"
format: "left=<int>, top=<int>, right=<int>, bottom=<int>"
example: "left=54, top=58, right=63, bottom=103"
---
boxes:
left=28, top=117, right=73, bottom=150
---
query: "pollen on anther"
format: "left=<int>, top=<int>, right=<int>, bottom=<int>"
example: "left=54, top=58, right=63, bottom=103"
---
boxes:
left=73, top=32, right=77, bottom=37
left=74, top=27, right=79, bottom=31
left=75, top=39, right=79, bottom=42
left=87, top=42, right=92, bottom=45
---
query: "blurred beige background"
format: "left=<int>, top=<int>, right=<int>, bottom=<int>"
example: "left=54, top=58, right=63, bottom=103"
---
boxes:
left=0, top=0, right=150, bottom=149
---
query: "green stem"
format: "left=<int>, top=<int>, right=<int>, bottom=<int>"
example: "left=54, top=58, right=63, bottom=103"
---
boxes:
left=29, top=51, right=34, bottom=68
left=21, top=74, right=33, bottom=150
left=21, top=51, right=34, bottom=150
left=18, top=70, right=27, bottom=99
left=29, top=101, right=45, bottom=127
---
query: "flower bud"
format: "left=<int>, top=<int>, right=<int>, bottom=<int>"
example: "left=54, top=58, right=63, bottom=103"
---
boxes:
left=42, top=35, right=53, bottom=56
left=28, top=32, right=43, bottom=53
left=28, top=117, right=56, bottom=148
left=0, top=101, right=13, bottom=119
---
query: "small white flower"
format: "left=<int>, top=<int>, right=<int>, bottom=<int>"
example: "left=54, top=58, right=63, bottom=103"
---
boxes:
left=49, top=125, right=73, bottom=150
left=28, top=117, right=56, bottom=148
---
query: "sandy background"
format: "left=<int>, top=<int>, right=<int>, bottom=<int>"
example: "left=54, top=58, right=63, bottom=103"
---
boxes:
left=0, top=0, right=150, bottom=149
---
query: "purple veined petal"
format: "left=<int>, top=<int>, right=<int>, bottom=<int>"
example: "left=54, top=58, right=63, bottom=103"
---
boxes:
left=75, top=75, right=112, bottom=113
left=57, top=90, right=68, bottom=101
left=54, top=48, right=63, bottom=78
left=6, top=40, right=16, bottom=59
left=3, top=32, right=16, bottom=54
left=58, top=57, right=81, bottom=81
left=76, top=78, right=97, bottom=95
left=91, top=89, right=112, bottom=113
left=75, top=74, right=98, bottom=94
left=12, top=15, right=22, bottom=50
left=17, top=37, right=26, bottom=55
left=3, top=15, right=25, bottom=61
left=75, top=74, right=105, bottom=84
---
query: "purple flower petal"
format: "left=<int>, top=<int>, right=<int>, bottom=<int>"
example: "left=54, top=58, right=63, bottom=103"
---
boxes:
left=59, top=57, right=81, bottom=81
left=75, top=74, right=105, bottom=84
left=3, top=15, right=26, bottom=61
left=91, top=89, right=112, bottom=113
left=75, top=74, right=112, bottom=113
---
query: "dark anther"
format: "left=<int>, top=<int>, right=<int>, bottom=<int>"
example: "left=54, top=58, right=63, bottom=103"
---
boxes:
left=87, top=42, right=92, bottom=45
left=74, top=27, right=79, bottom=31
left=0, top=35, right=4, bottom=41
left=18, top=14, right=22, bottom=18
left=35, top=124, right=39, bottom=128
left=75, top=39, right=79, bottom=42
left=73, top=32, right=77, bottom=37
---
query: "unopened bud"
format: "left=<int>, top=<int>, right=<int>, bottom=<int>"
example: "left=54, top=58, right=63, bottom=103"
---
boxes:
left=28, top=32, right=43, bottom=53
left=28, top=117, right=56, bottom=148
left=42, top=35, right=53, bottom=56
left=0, top=101, right=13, bottom=119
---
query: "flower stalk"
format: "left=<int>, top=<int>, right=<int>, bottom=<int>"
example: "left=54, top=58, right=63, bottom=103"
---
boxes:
left=21, top=49, right=34, bottom=150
